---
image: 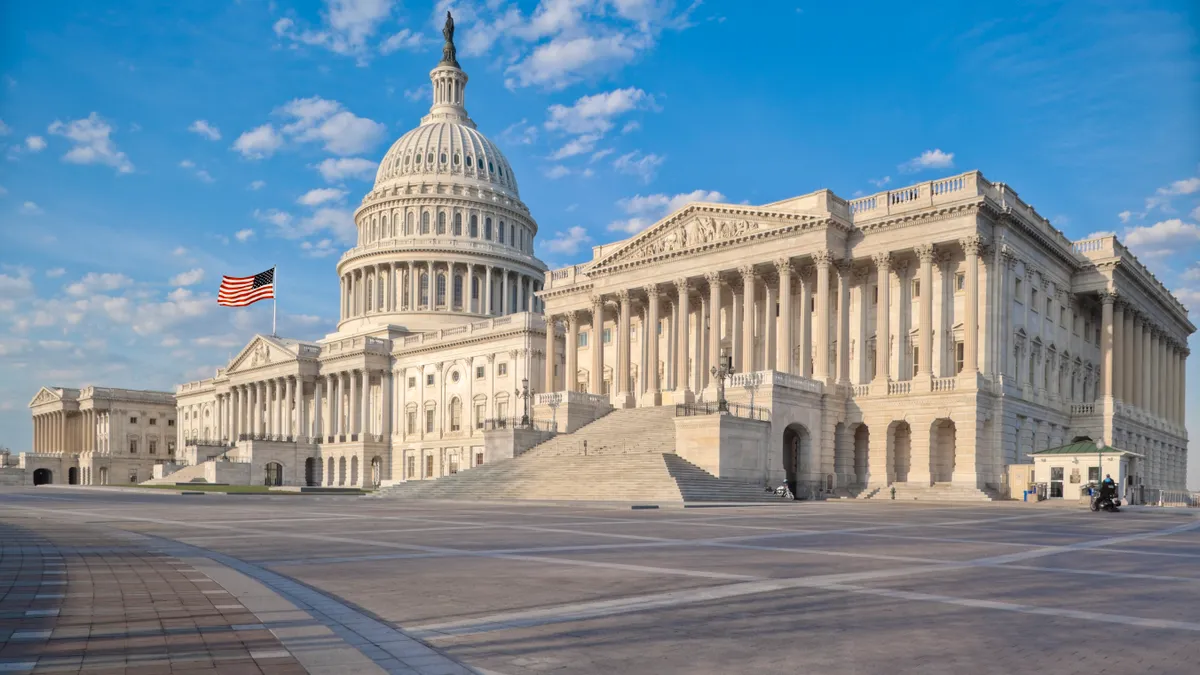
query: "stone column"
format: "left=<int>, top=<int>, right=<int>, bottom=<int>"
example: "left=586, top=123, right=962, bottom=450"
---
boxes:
left=740, top=266, right=757, bottom=373
left=382, top=370, right=393, bottom=438
left=916, top=244, right=935, bottom=380
left=1112, top=300, right=1125, bottom=402
left=566, top=311, right=580, bottom=394
left=361, top=369, right=371, bottom=437
left=643, top=288, right=662, bottom=405
left=773, top=262, right=792, bottom=374
left=731, top=279, right=744, bottom=373
left=814, top=251, right=833, bottom=381
left=836, top=261, right=852, bottom=383
left=761, top=277, right=775, bottom=372
left=616, top=290, right=634, bottom=407
left=286, top=377, right=296, bottom=438
left=1141, top=321, right=1152, bottom=413
left=590, top=295, right=605, bottom=396
left=313, top=377, right=323, bottom=439
left=501, top=270, right=510, bottom=314
left=671, top=279, right=692, bottom=403
left=961, top=236, right=982, bottom=377
left=1150, top=330, right=1161, bottom=418
left=1100, top=292, right=1116, bottom=402
left=695, top=296, right=707, bottom=389
left=545, top=315, right=557, bottom=393
left=873, top=253, right=892, bottom=384
left=1180, top=348, right=1188, bottom=428
left=704, top=275, right=723, bottom=383
left=1122, top=309, right=1135, bottom=405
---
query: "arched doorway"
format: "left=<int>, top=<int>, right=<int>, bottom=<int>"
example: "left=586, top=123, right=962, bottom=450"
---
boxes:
left=931, top=419, right=956, bottom=483
left=370, top=456, right=383, bottom=488
left=350, top=456, right=359, bottom=486
left=853, top=424, right=870, bottom=487
left=782, top=424, right=810, bottom=499
left=890, top=421, right=912, bottom=483
left=67, top=467, right=79, bottom=485
left=33, top=468, right=52, bottom=486
left=305, top=457, right=318, bottom=487
left=264, top=462, right=283, bottom=487
left=338, top=457, right=347, bottom=486
left=98, top=467, right=108, bottom=485
left=832, top=422, right=851, bottom=489
left=327, top=457, right=335, bottom=486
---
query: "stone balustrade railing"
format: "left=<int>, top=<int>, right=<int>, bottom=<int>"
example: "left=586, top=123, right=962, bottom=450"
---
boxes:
left=338, top=236, right=544, bottom=269
left=395, top=313, right=542, bottom=352
left=851, top=384, right=871, bottom=397
left=887, top=381, right=912, bottom=395
left=533, top=391, right=610, bottom=407
left=1070, top=403, right=1096, bottom=415
left=932, top=377, right=957, bottom=392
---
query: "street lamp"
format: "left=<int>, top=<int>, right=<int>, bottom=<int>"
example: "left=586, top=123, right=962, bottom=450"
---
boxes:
left=709, top=348, right=735, bottom=413
left=546, top=392, right=562, bottom=432
left=515, top=377, right=533, bottom=428
left=1096, top=436, right=1106, bottom=495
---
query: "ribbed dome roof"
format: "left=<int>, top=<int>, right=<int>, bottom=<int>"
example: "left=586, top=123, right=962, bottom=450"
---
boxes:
left=373, top=121, right=520, bottom=197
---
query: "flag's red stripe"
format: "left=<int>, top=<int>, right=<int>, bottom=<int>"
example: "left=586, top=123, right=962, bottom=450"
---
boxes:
left=218, top=287, right=274, bottom=302
left=217, top=288, right=275, bottom=307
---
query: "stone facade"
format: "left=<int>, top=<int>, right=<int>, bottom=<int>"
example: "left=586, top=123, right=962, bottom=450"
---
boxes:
left=539, top=172, right=1193, bottom=494
left=22, top=386, right=177, bottom=485
left=171, top=41, right=551, bottom=489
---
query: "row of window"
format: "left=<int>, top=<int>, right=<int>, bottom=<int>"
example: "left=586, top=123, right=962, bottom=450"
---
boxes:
left=406, top=451, right=484, bottom=479
left=126, top=439, right=176, bottom=454
left=352, top=272, right=532, bottom=312
left=406, top=363, right=509, bottom=389
left=404, top=400, right=506, bottom=435
left=361, top=210, right=532, bottom=253
left=392, top=150, right=506, bottom=179
left=126, top=416, right=174, bottom=426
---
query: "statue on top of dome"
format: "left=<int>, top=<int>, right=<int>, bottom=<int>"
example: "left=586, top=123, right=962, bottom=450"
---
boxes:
left=440, top=11, right=459, bottom=67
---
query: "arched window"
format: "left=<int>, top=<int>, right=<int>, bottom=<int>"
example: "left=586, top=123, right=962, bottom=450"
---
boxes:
left=406, top=211, right=414, bottom=235
left=419, top=273, right=429, bottom=306
left=453, top=275, right=463, bottom=308
left=421, top=211, right=430, bottom=234
left=350, top=456, right=359, bottom=486
left=498, top=221, right=505, bottom=244
left=449, top=398, right=462, bottom=432
left=519, top=228, right=524, bottom=250
left=436, top=273, right=447, bottom=307
left=437, top=212, right=446, bottom=235
left=377, top=274, right=385, bottom=310
left=338, top=457, right=347, bottom=486
left=471, top=276, right=479, bottom=301
left=453, top=213, right=462, bottom=236
left=382, top=214, right=389, bottom=237
left=264, top=462, right=282, bottom=487
left=485, top=217, right=492, bottom=240
left=327, top=457, right=335, bottom=485
left=470, top=214, right=478, bottom=238
left=365, top=277, right=373, bottom=310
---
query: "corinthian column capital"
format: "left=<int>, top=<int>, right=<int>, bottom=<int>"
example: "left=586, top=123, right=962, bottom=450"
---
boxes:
left=872, top=252, right=892, bottom=271
left=773, top=258, right=793, bottom=276
left=914, top=243, right=936, bottom=263
left=643, top=283, right=661, bottom=298
left=960, top=234, right=986, bottom=256
left=738, top=265, right=757, bottom=281
left=813, top=249, right=835, bottom=268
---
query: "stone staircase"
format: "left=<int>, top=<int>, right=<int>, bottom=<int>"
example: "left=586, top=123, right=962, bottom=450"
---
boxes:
left=867, top=483, right=999, bottom=502
left=141, top=463, right=210, bottom=486
left=373, top=407, right=780, bottom=503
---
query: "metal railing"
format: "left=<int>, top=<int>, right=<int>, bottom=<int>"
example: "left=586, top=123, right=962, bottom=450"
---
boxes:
left=1142, top=489, right=1200, bottom=507
left=675, top=402, right=770, bottom=421
left=236, top=433, right=317, bottom=444
left=483, top=418, right=558, bottom=432
left=185, top=438, right=232, bottom=448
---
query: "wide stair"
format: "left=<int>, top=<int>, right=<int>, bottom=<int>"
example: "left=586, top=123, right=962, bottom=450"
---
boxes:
left=374, top=407, right=780, bottom=503
left=141, top=462, right=211, bottom=486
left=870, top=483, right=999, bottom=502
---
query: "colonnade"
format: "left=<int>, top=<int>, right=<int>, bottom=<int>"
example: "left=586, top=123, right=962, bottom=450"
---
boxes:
left=340, top=260, right=541, bottom=320
left=1099, top=293, right=1188, bottom=426
left=215, top=369, right=393, bottom=444
left=32, top=411, right=67, bottom=454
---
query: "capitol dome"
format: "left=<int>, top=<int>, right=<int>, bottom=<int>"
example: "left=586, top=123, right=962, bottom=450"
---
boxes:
left=334, top=15, right=547, bottom=337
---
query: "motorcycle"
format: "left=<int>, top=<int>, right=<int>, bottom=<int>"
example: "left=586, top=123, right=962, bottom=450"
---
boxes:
left=1090, top=490, right=1122, bottom=512
left=768, top=483, right=794, bottom=500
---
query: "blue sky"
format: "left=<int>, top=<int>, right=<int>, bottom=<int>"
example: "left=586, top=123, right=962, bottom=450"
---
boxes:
left=1, top=0, right=1198, bottom=485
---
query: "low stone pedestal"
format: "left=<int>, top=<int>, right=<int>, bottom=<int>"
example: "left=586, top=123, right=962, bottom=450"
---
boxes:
left=483, top=427, right=556, bottom=463
left=532, top=391, right=612, bottom=433
left=674, top=412, right=770, bottom=484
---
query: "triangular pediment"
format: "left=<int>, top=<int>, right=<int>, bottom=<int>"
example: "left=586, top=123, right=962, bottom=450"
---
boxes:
left=28, top=387, right=62, bottom=408
left=226, top=335, right=298, bottom=373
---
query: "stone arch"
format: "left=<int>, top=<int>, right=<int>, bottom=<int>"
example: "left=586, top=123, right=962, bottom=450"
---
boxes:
left=832, top=421, right=852, bottom=489
left=305, top=457, right=319, bottom=487
left=930, top=418, right=957, bottom=483
left=781, top=423, right=811, bottom=499
left=852, top=423, right=870, bottom=487
left=327, top=457, right=335, bottom=486
left=68, top=467, right=79, bottom=485
left=338, top=457, right=347, bottom=486
left=370, top=456, right=383, bottom=488
left=888, top=420, right=912, bottom=483
left=33, top=468, right=53, bottom=485
left=264, top=462, right=283, bottom=487
left=350, top=456, right=359, bottom=486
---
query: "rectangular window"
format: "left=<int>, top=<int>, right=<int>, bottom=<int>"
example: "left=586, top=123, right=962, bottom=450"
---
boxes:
left=426, top=374, right=435, bottom=386
left=450, top=404, right=462, bottom=432
left=498, top=363, right=508, bottom=376
left=129, top=440, right=138, bottom=454
left=912, top=346, right=920, bottom=377
left=425, top=455, right=434, bottom=478
left=408, top=376, right=416, bottom=388
left=954, top=272, right=966, bottom=292
left=657, top=320, right=663, bottom=335
left=475, top=452, right=484, bottom=466
left=425, top=409, right=435, bottom=433
left=149, top=418, right=157, bottom=426
left=476, top=366, right=485, bottom=379
left=449, top=456, right=459, bottom=475
left=407, top=456, right=415, bottom=478
left=578, top=331, right=589, bottom=347
left=1014, top=278, right=1023, bottom=301
left=1088, top=466, right=1100, bottom=482
left=167, top=442, right=175, bottom=454
left=130, top=416, right=137, bottom=424
left=149, top=441, right=157, bottom=454
left=872, top=286, right=878, bottom=305
left=603, top=328, right=612, bottom=344
left=1060, top=307, right=1067, bottom=326
left=475, top=404, right=486, bottom=429
left=167, top=419, right=175, bottom=427
left=497, top=402, right=508, bottom=419
left=1031, top=288, right=1039, bottom=311
left=955, top=342, right=965, bottom=374
left=911, top=279, right=920, bottom=298
left=1045, top=297, right=1052, bottom=315
left=406, top=411, right=416, bottom=434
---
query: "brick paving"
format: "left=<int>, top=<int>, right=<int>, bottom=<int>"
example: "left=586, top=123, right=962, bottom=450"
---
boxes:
left=0, top=519, right=307, bottom=674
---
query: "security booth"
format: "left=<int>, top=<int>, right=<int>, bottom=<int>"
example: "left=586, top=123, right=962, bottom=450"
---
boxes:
left=1028, top=439, right=1142, bottom=502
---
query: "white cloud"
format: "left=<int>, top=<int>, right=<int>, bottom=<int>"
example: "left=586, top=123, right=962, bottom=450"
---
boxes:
left=254, top=209, right=292, bottom=228
left=297, top=187, right=347, bottom=206
left=621, top=120, right=640, bottom=134
left=898, top=148, right=954, bottom=173
left=232, top=124, right=284, bottom=159
left=188, top=119, right=221, bottom=140
left=237, top=97, right=386, bottom=158
left=161, top=336, right=180, bottom=347
left=608, top=189, right=726, bottom=234
left=541, top=225, right=592, bottom=255
left=172, top=246, right=187, bottom=256
left=47, top=112, right=133, bottom=173
left=274, top=0, right=401, bottom=64
left=1083, top=231, right=1116, bottom=239
left=300, top=238, right=339, bottom=257
left=65, top=272, right=132, bottom=297
left=544, top=165, right=571, bottom=179
left=869, top=176, right=891, bottom=188
left=169, top=268, right=205, bottom=287
left=590, top=148, right=614, bottom=163
left=249, top=180, right=266, bottom=191
left=1117, top=210, right=1134, bottom=224
left=19, top=201, right=42, bottom=215
left=1180, top=264, right=1200, bottom=283
left=235, top=228, right=255, bottom=242
left=314, top=157, right=377, bottom=182
left=506, top=33, right=649, bottom=90
left=0, top=119, right=9, bottom=135
left=1173, top=287, right=1200, bottom=316
left=0, top=270, right=33, bottom=295
left=612, top=150, right=664, bottom=183
left=545, top=88, right=652, bottom=135
left=25, top=135, right=46, bottom=152
left=179, top=159, right=214, bottom=183
left=380, top=27, right=424, bottom=54
left=0, top=185, right=6, bottom=196
left=500, top=119, right=538, bottom=145
left=37, top=340, right=73, bottom=351
left=550, top=133, right=600, bottom=160
left=1192, top=204, right=1200, bottom=222
left=45, top=268, right=65, bottom=278
left=1123, top=218, right=1200, bottom=258
left=403, top=84, right=431, bottom=102
left=256, top=206, right=355, bottom=244
left=1145, top=176, right=1200, bottom=211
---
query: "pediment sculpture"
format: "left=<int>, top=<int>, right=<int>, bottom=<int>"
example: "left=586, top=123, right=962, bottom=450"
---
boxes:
left=250, top=341, right=273, bottom=367
left=600, top=215, right=764, bottom=268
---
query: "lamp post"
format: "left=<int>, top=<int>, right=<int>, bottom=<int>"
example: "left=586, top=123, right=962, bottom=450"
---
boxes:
left=709, top=349, right=735, bottom=413
left=546, top=392, right=562, bottom=432
left=515, top=377, right=533, bottom=428
left=1096, top=436, right=1106, bottom=496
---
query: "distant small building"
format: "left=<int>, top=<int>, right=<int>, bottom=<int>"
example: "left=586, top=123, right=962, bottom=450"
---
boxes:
left=23, top=385, right=177, bottom=485
left=1029, top=438, right=1142, bottom=502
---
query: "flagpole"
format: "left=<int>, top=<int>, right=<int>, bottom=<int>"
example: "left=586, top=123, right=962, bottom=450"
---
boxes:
left=272, top=265, right=278, bottom=337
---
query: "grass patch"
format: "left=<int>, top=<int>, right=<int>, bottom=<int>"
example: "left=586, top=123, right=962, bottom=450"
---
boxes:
left=119, top=484, right=370, bottom=495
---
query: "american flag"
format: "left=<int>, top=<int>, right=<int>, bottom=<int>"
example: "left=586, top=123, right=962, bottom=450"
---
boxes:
left=217, top=268, right=275, bottom=307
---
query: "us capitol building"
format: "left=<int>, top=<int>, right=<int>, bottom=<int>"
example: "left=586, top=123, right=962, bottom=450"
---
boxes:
left=16, top=17, right=1193, bottom=499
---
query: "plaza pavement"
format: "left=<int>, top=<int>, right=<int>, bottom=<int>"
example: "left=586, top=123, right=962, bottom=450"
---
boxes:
left=1, top=488, right=1198, bottom=674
